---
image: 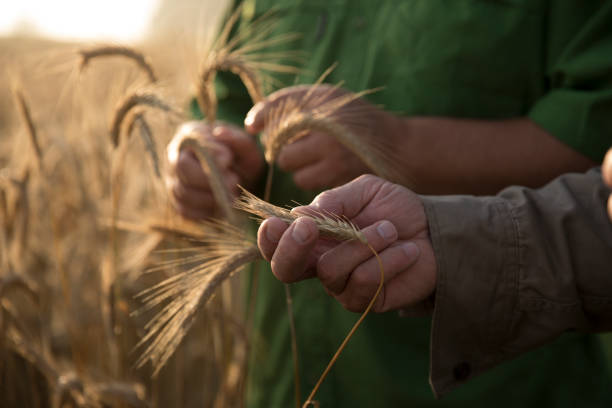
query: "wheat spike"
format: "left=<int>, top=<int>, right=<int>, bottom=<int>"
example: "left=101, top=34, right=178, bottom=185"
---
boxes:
left=110, top=90, right=182, bottom=147
left=196, top=6, right=301, bottom=122
left=124, top=110, right=161, bottom=178
left=78, top=45, right=158, bottom=83
left=135, top=219, right=260, bottom=375
left=12, top=87, right=43, bottom=171
left=260, top=74, right=414, bottom=186
left=234, top=186, right=366, bottom=243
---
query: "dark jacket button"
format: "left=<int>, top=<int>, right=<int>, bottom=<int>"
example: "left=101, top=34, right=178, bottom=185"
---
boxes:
left=453, top=362, right=471, bottom=381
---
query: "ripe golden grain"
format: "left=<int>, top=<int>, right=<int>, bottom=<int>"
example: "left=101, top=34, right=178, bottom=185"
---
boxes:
left=109, top=90, right=181, bottom=147
left=135, top=219, right=260, bottom=375
left=12, top=88, right=43, bottom=172
left=124, top=110, right=161, bottom=179
left=195, top=6, right=301, bottom=122
left=78, top=45, right=158, bottom=84
left=234, top=186, right=366, bottom=243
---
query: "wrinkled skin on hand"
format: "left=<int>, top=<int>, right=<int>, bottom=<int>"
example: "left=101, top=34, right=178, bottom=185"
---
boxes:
left=245, top=85, right=397, bottom=191
left=257, top=174, right=437, bottom=313
left=166, top=121, right=264, bottom=220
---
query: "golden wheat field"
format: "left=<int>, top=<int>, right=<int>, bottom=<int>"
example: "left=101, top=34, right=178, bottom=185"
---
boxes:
left=0, top=3, right=267, bottom=406
left=3, top=2, right=612, bottom=407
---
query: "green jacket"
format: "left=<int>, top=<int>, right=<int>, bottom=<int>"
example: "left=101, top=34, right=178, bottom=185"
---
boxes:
left=198, top=0, right=612, bottom=406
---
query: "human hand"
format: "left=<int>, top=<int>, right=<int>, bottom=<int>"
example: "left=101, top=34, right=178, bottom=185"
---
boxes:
left=166, top=121, right=264, bottom=220
left=257, top=174, right=437, bottom=313
left=603, top=147, right=612, bottom=221
left=244, top=85, right=396, bottom=191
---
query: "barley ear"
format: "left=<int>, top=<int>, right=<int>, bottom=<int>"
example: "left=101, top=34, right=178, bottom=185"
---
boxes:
left=78, top=45, right=158, bottom=84
left=110, top=90, right=181, bottom=148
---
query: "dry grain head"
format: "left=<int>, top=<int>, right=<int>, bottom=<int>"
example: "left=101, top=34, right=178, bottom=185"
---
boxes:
left=135, top=219, right=260, bottom=375
left=196, top=5, right=302, bottom=122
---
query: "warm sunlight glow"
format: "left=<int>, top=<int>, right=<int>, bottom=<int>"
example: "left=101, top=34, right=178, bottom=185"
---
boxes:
left=0, top=0, right=160, bottom=42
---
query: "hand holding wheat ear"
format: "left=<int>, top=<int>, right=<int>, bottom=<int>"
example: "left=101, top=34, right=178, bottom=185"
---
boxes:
left=166, top=121, right=264, bottom=220
left=256, top=174, right=436, bottom=313
left=245, top=81, right=414, bottom=191
left=136, top=190, right=376, bottom=376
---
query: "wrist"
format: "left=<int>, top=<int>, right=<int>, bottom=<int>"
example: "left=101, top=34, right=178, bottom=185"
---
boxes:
left=380, top=112, right=424, bottom=191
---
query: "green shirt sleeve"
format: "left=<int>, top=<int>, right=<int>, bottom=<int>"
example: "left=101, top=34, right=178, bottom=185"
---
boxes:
left=529, top=2, right=612, bottom=162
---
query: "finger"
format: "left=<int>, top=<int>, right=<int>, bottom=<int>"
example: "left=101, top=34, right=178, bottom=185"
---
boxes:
left=176, top=150, right=209, bottom=188
left=338, top=241, right=421, bottom=313
left=169, top=178, right=216, bottom=209
left=379, top=239, right=436, bottom=312
left=224, top=171, right=240, bottom=196
left=213, top=124, right=256, bottom=157
left=316, top=220, right=397, bottom=295
left=201, top=140, right=233, bottom=170
left=244, top=101, right=266, bottom=134
left=276, top=132, right=319, bottom=171
left=292, top=161, right=339, bottom=191
left=257, top=217, right=290, bottom=261
left=603, top=148, right=612, bottom=187
left=270, top=217, right=320, bottom=283
left=176, top=145, right=234, bottom=189
left=213, top=124, right=264, bottom=184
left=167, top=121, right=208, bottom=165
left=307, top=174, right=386, bottom=220
left=173, top=200, right=214, bottom=221
left=244, top=86, right=312, bottom=134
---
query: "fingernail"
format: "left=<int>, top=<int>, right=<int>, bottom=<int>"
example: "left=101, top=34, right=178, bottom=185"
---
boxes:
left=376, top=221, right=396, bottom=241
left=292, top=219, right=311, bottom=244
left=402, top=242, right=421, bottom=260
left=265, top=222, right=282, bottom=243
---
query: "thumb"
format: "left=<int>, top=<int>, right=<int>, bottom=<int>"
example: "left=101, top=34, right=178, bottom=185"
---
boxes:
left=244, top=101, right=265, bottom=135
left=303, top=174, right=386, bottom=219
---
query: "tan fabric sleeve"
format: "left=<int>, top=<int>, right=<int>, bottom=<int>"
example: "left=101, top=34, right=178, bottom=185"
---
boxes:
left=421, top=168, right=612, bottom=397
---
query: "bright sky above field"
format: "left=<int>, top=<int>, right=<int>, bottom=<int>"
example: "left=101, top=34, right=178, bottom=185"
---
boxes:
left=0, top=0, right=160, bottom=41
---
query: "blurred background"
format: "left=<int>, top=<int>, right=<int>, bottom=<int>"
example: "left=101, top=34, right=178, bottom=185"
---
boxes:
left=0, top=1, right=254, bottom=407
left=1, top=1, right=611, bottom=407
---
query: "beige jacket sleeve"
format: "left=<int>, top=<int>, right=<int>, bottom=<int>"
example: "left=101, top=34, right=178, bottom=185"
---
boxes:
left=421, top=168, right=612, bottom=397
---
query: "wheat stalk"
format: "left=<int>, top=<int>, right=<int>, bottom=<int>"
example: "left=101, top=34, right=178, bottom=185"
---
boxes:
left=124, top=110, right=161, bottom=179
left=78, top=45, right=158, bottom=83
left=12, top=87, right=43, bottom=172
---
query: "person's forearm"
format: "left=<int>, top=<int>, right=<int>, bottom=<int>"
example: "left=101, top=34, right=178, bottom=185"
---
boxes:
left=386, top=116, right=596, bottom=195
left=422, top=168, right=612, bottom=396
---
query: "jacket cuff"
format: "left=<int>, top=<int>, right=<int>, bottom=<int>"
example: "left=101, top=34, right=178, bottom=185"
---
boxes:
left=421, top=195, right=520, bottom=397
left=528, top=88, right=612, bottom=162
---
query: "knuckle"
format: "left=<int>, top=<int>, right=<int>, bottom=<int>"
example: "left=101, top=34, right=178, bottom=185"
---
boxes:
left=355, top=173, right=378, bottom=184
